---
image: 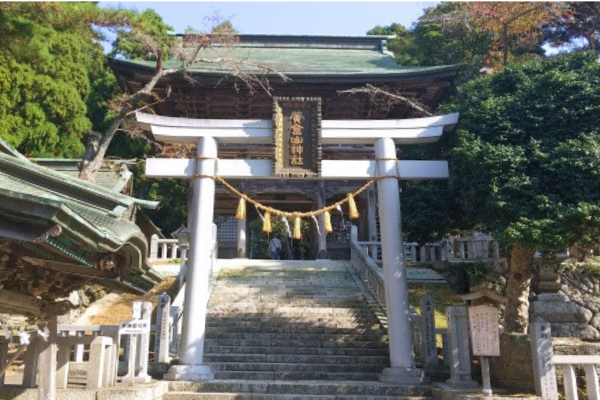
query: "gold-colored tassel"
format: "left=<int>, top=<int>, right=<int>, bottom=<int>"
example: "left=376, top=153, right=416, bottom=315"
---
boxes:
left=236, top=197, right=246, bottom=220
left=293, top=216, right=302, bottom=240
left=262, top=211, right=272, bottom=233
left=324, top=211, right=333, bottom=234
left=348, top=193, right=359, bottom=219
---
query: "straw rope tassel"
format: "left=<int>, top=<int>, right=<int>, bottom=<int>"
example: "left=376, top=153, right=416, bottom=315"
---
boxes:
left=263, top=211, right=272, bottom=233
left=348, top=193, right=359, bottom=219
left=293, top=216, right=302, bottom=240
left=236, top=197, right=246, bottom=220
left=324, top=211, right=333, bottom=234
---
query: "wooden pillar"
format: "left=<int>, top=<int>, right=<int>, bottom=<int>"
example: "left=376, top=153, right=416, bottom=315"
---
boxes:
left=316, top=181, right=328, bottom=259
left=164, top=136, right=215, bottom=382
left=374, top=138, right=424, bottom=384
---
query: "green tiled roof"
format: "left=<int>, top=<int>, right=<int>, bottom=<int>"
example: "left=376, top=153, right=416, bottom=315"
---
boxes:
left=0, top=136, right=160, bottom=292
left=111, top=34, right=460, bottom=78
left=34, top=159, right=133, bottom=193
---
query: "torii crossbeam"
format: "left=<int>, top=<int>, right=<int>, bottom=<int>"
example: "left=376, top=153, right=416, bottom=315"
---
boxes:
left=140, top=111, right=459, bottom=384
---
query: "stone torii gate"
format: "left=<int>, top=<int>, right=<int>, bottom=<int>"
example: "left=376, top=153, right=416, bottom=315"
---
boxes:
left=138, top=110, right=459, bottom=384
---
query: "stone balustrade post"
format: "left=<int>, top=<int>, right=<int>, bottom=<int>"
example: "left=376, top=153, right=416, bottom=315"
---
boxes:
left=74, top=331, right=84, bottom=362
left=56, top=342, right=70, bottom=389
left=467, top=240, right=475, bottom=259
left=459, top=241, right=466, bottom=259
left=150, top=234, right=158, bottom=259
left=87, top=336, right=114, bottom=389
left=420, top=247, right=427, bottom=263
left=161, top=242, right=168, bottom=259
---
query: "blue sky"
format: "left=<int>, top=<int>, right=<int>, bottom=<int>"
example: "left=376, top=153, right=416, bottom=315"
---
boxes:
left=99, top=1, right=438, bottom=36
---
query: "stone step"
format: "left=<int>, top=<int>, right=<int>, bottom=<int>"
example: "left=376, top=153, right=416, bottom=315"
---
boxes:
left=213, top=281, right=356, bottom=287
left=168, top=380, right=432, bottom=396
left=165, top=394, right=431, bottom=400
left=207, top=306, right=375, bottom=314
left=208, top=362, right=387, bottom=373
left=204, top=353, right=390, bottom=364
left=206, top=311, right=378, bottom=319
left=206, top=338, right=389, bottom=348
left=208, top=298, right=368, bottom=307
left=206, top=317, right=381, bottom=327
left=204, top=346, right=390, bottom=357
left=212, top=371, right=381, bottom=381
left=205, top=332, right=388, bottom=342
left=206, top=316, right=382, bottom=331
left=205, top=326, right=386, bottom=335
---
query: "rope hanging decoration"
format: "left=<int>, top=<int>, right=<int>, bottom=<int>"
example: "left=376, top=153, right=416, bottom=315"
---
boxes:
left=193, top=157, right=400, bottom=239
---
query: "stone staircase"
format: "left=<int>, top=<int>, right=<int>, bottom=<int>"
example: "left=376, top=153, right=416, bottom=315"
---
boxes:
left=164, top=259, right=432, bottom=400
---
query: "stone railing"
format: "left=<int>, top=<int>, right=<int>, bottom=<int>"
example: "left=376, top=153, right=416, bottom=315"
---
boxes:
left=553, top=355, right=600, bottom=400
left=349, top=227, right=386, bottom=306
left=349, top=225, right=449, bottom=371
left=149, top=236, right=179, bottom=260
left=357, top=236, right=500, bottom=264
left=155, top=235, right=220, bottom=360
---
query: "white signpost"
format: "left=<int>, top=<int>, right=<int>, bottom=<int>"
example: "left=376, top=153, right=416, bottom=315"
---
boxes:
left=468, top=305, right=501, bottom=396
left=119, top=318, right=151, bottom=385
left=138, top=111, right=459, bottom=383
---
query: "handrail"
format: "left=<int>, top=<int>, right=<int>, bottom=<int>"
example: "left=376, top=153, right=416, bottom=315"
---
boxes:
left=349, top=225, right=450, bottom=370
left=149, top=235, right=180, bottom=260
left=356, top=236, right=500, bottom=264
left=552, top=355, right=600, bottom=400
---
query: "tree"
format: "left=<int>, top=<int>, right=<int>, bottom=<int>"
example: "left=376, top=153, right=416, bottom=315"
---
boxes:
left=445, top=52, right=600, bottom=332
left=416, top=2, right=565, bottom=70
left=0, top=3, right=171, bottom=158
left=544, top=2, right=600, bottom=54
left=78, top=15, right=286, bottom=182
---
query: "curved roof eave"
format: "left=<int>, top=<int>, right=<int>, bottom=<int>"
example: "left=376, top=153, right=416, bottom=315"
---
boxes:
left=109, top=57, right=461, bottom=83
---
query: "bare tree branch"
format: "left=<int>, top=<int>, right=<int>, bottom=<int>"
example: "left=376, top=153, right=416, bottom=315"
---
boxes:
left=79, top=31, right=291, bottom=182
left=338, top=84, right=434, bottom=117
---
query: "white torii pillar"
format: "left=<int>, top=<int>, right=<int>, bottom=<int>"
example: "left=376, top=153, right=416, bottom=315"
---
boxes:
left=376, top=138, right=424, bottom=384
left=163, top=137, right=216, bottom=381
left=138, top=111, right=458, bottom=383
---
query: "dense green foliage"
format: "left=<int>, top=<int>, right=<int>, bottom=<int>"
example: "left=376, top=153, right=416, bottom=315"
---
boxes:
left=446, top=51, right=600, bottom=253
left=370, top=2, right=491, bottom=78
left=0, top=3, right=172, bottom=158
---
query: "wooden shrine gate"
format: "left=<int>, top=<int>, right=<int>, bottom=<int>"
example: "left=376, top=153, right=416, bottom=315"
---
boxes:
left=139, top=109, right=459, bottom=385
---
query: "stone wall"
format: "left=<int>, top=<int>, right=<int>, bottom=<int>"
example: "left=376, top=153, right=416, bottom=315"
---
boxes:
left=551, top=266, right=600, bottom=339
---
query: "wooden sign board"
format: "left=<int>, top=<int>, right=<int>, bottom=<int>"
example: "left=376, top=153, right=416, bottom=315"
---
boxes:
left=468, top=305, right=500, bottom=356
left=273, top=97, right=321, bottom=178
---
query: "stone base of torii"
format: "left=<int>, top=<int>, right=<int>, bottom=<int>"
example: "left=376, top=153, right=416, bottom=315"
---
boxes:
left=139, top=111, right=459, bottom=384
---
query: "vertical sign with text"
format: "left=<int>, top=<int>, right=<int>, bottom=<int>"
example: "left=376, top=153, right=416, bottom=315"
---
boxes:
left=273, top=97, right=321, bottom=178
left=468, top=305, right=500, bottom=356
